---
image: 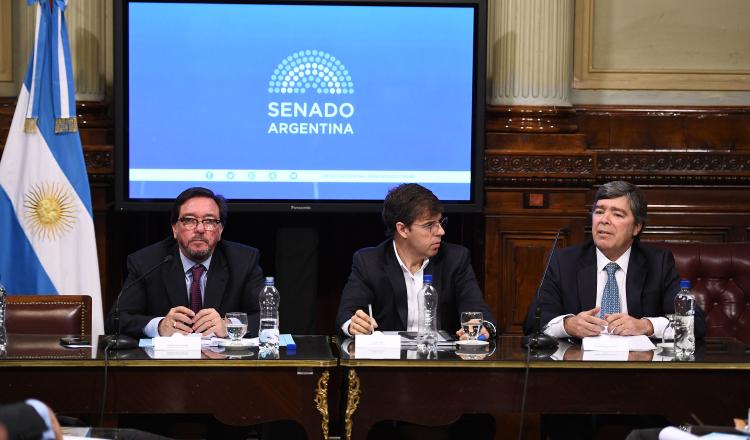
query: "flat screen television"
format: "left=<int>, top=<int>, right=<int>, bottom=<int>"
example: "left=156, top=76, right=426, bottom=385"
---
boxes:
left=114, top=0, right=486, bottom=212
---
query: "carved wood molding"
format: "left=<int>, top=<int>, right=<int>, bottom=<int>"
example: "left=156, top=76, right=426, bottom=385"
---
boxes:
left=485, top=153, right=593, bottom=176
left=485, top=151, right=750, bottom=185
left=84, top=145, right=113, bottom=175
left=598, top=152, right=750, bottom=174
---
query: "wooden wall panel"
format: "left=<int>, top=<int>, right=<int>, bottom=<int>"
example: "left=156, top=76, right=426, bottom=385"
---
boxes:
left=2, top=100, right=749, bottom=337
left=485, top=104, right=750, bottom=336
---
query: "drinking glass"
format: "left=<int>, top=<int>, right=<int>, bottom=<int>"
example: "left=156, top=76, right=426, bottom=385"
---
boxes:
left=225, top=312, right=248, bottom=345
left=461, top=312, right=483, bottom=342
left=662, top=314, right=675, bottom=344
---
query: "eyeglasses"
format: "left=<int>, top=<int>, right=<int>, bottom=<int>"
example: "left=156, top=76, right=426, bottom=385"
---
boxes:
left=413, top=216, right=448, bottom=234
left=178, top=217, right=222, bottom=231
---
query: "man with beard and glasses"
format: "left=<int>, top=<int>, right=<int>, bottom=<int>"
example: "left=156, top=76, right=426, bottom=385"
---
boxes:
left=105, top=187, right=264, bottom=339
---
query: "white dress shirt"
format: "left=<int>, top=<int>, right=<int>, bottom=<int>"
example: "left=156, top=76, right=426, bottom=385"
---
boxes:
left=341, top=241, right=429, bottom=336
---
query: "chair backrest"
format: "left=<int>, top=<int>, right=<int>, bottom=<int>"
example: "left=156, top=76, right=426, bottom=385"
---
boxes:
left=649, top=242, right=750, bottom=343
left=5, top=295, right=91, bottom=336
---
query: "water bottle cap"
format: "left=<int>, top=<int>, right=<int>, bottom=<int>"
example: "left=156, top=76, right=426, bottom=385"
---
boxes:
left=680, top=279, right=691, bottom=289
left=265, top=277, right=275, bottom=285
left=423, top=274, right=432, bottom=283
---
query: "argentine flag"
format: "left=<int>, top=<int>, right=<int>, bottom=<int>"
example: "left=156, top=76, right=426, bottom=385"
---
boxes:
left=0, top=0, right=103, bottom=336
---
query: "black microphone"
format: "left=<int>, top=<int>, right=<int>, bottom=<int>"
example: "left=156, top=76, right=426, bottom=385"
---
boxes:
left=521, top=229, right=564, bottom=350
left=103, top=255, right=174, bottom=350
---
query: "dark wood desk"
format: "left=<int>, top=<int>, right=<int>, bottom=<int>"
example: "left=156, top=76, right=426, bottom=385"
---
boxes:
left=0, top=334, right=337, bottom=440
left=339, top=336, right=750, bottom=440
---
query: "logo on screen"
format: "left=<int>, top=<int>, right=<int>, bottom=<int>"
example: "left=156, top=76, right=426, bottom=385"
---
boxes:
left=268, top=50, right=354, bottom=95
left=267, top=50, right=355, bottom=135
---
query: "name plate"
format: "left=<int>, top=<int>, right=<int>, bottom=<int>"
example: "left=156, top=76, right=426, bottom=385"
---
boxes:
left=151, top=349, right=202, bottom=359
left=355, top=332, right=401, bottom=359
left=153, top=334, right=202, bottom=351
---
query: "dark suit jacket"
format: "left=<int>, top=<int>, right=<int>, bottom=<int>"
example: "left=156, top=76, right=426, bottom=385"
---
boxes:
left=105, top=238, right=265, bottom=338
left=0, top=401, right=47, bottom=440
left=523, top=240, right=705, bottom=338
left=335, top=239, right=495, bottom=337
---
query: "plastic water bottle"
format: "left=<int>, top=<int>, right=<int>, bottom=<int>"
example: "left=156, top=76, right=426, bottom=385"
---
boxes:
left=259, top=277, right=280, bottom=353
left=416, top=274, right=438, bottom=354
left=674, top=279, right=695, bottom=359
left=0, top=283, right=7, bottom=356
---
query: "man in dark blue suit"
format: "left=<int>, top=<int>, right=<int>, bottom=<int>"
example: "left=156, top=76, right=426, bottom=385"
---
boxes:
left=525, top=180, right=705, bottom=339
left=525, top=181, right=706, bottom=440
left=106, top=187, right=264, bottom=339
left=336, top=183, right=495, bottom=340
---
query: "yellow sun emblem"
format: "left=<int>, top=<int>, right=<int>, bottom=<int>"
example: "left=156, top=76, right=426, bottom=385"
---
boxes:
left=24, top=182, right=76, bottom=241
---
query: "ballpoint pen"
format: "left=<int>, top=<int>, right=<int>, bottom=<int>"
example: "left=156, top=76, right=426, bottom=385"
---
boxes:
left=368, top=303, right=374, bottom=334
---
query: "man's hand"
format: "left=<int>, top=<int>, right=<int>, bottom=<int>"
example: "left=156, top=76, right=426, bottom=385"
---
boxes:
left=158, top=306, right=195, bottom=336
left=193, top=308, right=225, bottom=337
left=348, top=309, right=378, bottom=335
left=605, top=313, right=653, bottom=336
left=563, top=307, right=607, bottom=338
left=456, top=324, right=490, bottom=341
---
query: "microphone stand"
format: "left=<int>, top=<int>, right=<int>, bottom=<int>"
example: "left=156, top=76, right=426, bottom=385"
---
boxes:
left=102, top=255, right=173, bottom=351
left=521, top=230, right=563, bottom=352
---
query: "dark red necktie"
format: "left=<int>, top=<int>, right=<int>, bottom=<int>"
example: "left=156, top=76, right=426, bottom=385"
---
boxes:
left=190, top=264, right=206, bottom=313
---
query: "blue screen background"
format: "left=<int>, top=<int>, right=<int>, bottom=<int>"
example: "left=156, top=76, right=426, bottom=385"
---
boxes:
left=128, top=2, right=476, bottom=201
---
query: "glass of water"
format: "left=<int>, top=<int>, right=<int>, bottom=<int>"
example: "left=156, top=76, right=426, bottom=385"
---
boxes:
left=225, top=312, right=248, bottom=345
left=461, top=311, right=483, bottom=342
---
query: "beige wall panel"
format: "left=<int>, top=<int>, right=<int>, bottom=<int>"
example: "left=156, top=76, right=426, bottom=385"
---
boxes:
left=574, top=0, right=750, bottom=90
left=592, top=0, right=750, bottom=71
left=0, top=0, right=12, bottom=82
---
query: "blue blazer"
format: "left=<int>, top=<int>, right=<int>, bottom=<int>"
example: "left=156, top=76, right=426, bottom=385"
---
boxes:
left=523, top=240, right=705, bottom=338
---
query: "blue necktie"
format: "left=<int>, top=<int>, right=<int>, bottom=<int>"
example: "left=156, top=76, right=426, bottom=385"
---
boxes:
left=600, top=262, right=621, bottom=318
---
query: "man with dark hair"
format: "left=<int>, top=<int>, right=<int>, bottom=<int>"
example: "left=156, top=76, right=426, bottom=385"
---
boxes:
left=106, top=187, right=264, bottom=338
left=336, top=183, right=495, bottom=339
left=524, top=180, right=705, bottom=340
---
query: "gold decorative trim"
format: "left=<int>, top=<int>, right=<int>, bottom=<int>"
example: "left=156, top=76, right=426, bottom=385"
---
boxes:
left=54, top=117, right=78, bottom=133
left=338, top=359, right=750, bottom=371
left=344, top=369, right=361, bottom=440
left=314, top=370, right=330, bottom=440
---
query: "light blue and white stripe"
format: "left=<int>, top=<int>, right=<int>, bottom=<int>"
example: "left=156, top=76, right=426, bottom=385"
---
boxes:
left=0, top=0, right=103, bottom=336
